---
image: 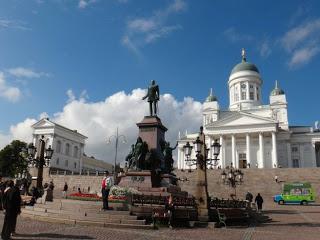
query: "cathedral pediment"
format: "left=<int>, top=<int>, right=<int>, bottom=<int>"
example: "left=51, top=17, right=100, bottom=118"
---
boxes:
left=206, top=112, right=276, bottom=128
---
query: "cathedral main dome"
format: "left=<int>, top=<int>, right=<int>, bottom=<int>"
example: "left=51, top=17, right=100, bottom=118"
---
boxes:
left=230, top=61, right=259, bottom=75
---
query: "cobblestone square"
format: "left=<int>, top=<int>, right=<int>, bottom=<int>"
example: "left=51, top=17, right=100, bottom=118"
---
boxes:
left=1, top=201, right=319, bottom=240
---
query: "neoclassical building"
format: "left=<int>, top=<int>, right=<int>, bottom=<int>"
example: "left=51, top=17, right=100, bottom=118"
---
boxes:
left=177, top=50, right=320, bottom=169
left=32, top=118, right=112, bottom=173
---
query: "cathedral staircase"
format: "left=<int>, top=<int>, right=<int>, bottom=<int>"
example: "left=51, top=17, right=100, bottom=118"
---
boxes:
left=21, top=199, right=154, bottom=230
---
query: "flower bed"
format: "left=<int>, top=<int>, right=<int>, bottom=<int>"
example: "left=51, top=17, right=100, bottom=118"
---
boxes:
left=67, top=192, right=102, bottom=201
left=108, top=186, right=141, bottom=203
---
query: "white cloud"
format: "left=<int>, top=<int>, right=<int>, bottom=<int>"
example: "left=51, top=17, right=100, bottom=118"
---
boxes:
left=0, top=19, right=30, bottom=31
left=0, top=72, right=21, bottom=102
left=223, top=27, right=253, bottom=43
left=0, top=88, right=202, bottom=165
left=122, top=0, right=186, bottom=54
left=78, top=0, right=97, bottom=9
left=281, top=18, right=320, bottom=67
left=289, top=46, right=320, bottom=67
left=7, top=67, right=49, bottom=79
left=259, top=40, right=272, bottom=58
left=66, top=89, right=76, bottom=103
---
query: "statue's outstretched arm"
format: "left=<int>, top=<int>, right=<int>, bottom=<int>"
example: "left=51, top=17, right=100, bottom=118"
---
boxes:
left=172, top=142, right=178, bottom=150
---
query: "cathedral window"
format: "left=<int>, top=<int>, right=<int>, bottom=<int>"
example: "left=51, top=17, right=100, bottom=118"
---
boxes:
left=235, top=86, right=239, bottom=101
left=241, top=83, right=246, bottom=100
left=250, top=92, right=254, bottom=100
left=249, top=84, right=254, bottom=100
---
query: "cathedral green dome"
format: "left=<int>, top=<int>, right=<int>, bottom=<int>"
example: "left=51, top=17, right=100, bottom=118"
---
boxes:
left=230, top=48, right=259, bottom=75
left=270, top=80, right=285, bottom=96
left=231, top=61, right=260, bottom=75
left=205, top=88, right=217, bottom=102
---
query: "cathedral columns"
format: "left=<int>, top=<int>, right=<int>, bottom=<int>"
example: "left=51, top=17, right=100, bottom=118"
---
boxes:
left=231, top=135, right=236, bottom=168
left=311, top=142, right=317, bottom=167
left=272, top=132, right=278, bottom=168
left=287, top=142, right=292, bottom=168
left=219, top=135, right=225, bottom=168
left=246, top=133, right=251, bottom=167
left=259, top=132, right=264, bottom=168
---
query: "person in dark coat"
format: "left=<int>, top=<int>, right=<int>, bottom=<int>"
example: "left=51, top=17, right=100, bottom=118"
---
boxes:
left=245, top=191, right=253, bottom=202
left=11, top=181, right=22, bottom=236
left=255, top=193, right=264, bottom=213
left=0, top=176, right=5, bottom=210
left=1, top=180, right=21, bottom=240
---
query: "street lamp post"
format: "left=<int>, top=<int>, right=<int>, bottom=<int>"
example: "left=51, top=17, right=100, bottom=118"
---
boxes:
left=182, top=126, right=221, bottom=220
left=221, top=168, right=244, bottom=197
left=27, top=135, right=54, bottom=189
left=107, top=127, right=127, bottom=181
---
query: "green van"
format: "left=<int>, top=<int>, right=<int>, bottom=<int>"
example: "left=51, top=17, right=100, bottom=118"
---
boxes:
left=273, top=182, right=316, bottom=205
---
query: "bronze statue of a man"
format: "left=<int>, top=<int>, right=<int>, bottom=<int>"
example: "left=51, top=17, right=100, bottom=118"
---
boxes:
left=142, top=80, right=159, bottom=116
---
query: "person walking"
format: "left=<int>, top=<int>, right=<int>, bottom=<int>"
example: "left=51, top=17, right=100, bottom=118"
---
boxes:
left=62, top=182, right=68, bottom=199
left=1, top=180, right=21, bottom=240
left=255, top=193, right=264, bottom=213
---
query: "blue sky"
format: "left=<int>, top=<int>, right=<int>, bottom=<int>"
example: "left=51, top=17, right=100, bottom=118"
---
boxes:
left=0, top=0, right=320, bottom=160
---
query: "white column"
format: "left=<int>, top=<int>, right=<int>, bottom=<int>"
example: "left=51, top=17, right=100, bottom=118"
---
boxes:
left=272, top=132, right=278, bottom=168
left=311, top=142, right=317, bottom=167
left=259, top=132, right=264, bottom=168
left=287, top=142, right=292, bottom=168
left=208, top=136, right=212, bottom=169
left=246, top=82, right=250, bottom=101
left=220, top=135, right=225, bottom=168
left=231, top=135, right=236, bottom=168
left=300, top=144, right=304, bottom=168
left=246, top=133, right=251, bottom=168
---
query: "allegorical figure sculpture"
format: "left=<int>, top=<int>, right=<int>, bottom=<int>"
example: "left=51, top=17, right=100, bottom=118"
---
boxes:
left=142, top=80, right=160, bottom=116
left=125, top=144, right=135, bottom=169
left=163, top=141, right=178, bottom=173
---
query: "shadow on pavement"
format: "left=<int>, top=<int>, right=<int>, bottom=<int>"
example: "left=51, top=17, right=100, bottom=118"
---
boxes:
left=257, top=222, right=320, bottom=228
left=263, top=210, right=298, bottom=215
left=13, top=233, right=94, bottom=239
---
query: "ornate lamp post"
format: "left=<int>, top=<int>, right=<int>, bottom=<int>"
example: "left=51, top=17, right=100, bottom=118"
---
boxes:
left=221, top=168, right=244, bottom=197
left=107, top=127, right=127, bottom=181
left=182, top=126, right=221, bottom=220
left=27, top=135, right=54, bottom=189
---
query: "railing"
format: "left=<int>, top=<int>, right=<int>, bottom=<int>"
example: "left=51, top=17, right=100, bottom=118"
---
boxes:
left=49, top=169, right=108, bottom=176
left=131, top=194, right=196, bottom=207
left=209, top=197, right=249, bottom=209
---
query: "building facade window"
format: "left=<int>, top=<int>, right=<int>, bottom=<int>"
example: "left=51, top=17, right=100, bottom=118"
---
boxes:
left=241, top=83, right=246, bottom=100
left=73, top=146, right=78, bottom=158
left=65, top=143, right=70, bottom=156
left=56, top=158, right=59, bottom=165
left=249, top=84, right=254, bottom=100
left=256, top=87, right=260, bottom=101
left=292, top=146, right=298, bottom=152
left=74, top=162, right=77, bottom=169
left=65, top=160, right=68, bottom=167
left=292, top=159, right=299, bottom=168
left=56, top=141, right=61, bottom=153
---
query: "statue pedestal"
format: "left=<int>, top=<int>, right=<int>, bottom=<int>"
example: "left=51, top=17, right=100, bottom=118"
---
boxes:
left=136, top=116, right=167, bottom=155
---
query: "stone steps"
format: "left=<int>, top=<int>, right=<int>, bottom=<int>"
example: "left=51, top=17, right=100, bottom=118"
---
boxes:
left=21, top=199, right=152, bottom=229
left=21, top=214, right=154, bottom=230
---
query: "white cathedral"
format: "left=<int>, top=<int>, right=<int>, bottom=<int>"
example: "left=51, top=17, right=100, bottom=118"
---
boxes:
left=177, top=49, right=320, bottom=169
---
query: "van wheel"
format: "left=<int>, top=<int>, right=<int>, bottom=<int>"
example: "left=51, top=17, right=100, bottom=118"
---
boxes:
left=278, top=200, right=284, bottom=205
left=301, top=200, right=308, bottom=205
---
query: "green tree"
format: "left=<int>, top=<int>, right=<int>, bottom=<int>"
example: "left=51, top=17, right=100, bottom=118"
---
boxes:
left=0, top=140, right=28, bottom=177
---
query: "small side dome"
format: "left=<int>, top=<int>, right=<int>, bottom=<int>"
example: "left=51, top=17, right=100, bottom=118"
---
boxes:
left=270, top=80, right=285, bottom=96
left=205, top=88, right=217, bottom=102
left=230, top=48, right=260, bottom=75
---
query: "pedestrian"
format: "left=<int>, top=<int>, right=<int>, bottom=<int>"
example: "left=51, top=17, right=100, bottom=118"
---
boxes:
left=255, top=193, right=264, bottom=213
left=101, top=171, right=113, bottom=210
left=11, top=180, right=22, bottom=237
left=165, top=195, right=175, bottom=228
left=1, top=180, right=21, bottom=240
left=62, top=182, right=68, bottom=198
left=245, top=191, right=253, bottom=203
left=0, top=176, right=5, bottom=210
